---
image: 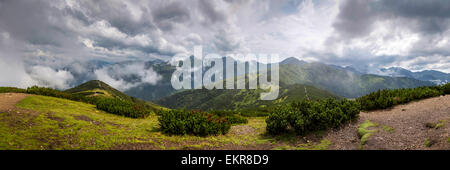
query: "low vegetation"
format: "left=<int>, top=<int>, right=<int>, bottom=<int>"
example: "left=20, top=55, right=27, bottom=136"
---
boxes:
left=209, top=110, right=248, bottom=125
left=0, top=86, right=156, bottom=118
left=424, top=138, right=432, bottom=147
left=357, top=120, right=378, bottom=148
left=26, top=86, right=99, bottom=104
left=273, top=139, right=332, bottom=150
left=266, top=98, right=360, bottom=135
left=0, top=87, right=27, bottom=93
left=158, top=110, right=231, bottom=136
left=382, top=125, right=394, bottom=133
left=96, top=98, right=150, bottom=118
left=358, top=84, right=449, bottom=111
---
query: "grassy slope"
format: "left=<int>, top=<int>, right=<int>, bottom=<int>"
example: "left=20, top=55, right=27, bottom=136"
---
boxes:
left=65, top=80, right=167, bottom=112
left=66, top=80, right=131, bottom=100
left=0, top=95, right=330, bottom=150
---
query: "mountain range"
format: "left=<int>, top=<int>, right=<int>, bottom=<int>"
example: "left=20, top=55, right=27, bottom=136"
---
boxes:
left=340, top=65, right=449, bottom=85
left=376, top=67, right=449, bottom=85
left=278, top=57, right=434, bottom=98
left=63, top=57, right=442, bottom=111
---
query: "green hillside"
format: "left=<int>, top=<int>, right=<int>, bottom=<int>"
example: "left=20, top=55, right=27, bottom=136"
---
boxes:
left=66, top=80, right=166, bottom=111
left=66, top=80, right=133, bottom=101
left=156, top=83, right=339, bottom=111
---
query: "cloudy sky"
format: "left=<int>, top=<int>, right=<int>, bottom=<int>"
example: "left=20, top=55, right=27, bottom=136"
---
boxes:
left=0, top=0, right=449, bottom=89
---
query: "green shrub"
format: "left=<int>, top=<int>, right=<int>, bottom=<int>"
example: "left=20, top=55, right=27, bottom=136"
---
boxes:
left=25, top=86, right=100, bottom=104
left=209, top=110, right=248, bottom=125
left=0, top=87, right=27, bottom=93
left=442, top=83, right=450, bottom=95
left=158, top=110, right=231, bottom=136
left=357, top=86, right=443, bottom=111
left=27, top=86, right=73, bottom=98
left=266, top=98, right=360, bottom=135
left=95, top=98, right=150, bottom=118
left=265, top=106, right=293, bottom=134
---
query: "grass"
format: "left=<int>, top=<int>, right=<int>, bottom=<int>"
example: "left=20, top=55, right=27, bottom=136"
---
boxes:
left=358, top=120, right=378, bottom=137
left=1, top=95, right=312, bottom=150
left=72, top=89, right=113, bottom=98
left=1, top=95, right=159, bottom=149
left=273, top=139, right=332, bottom=150
left=447, top=137, right=450, bottom=144
left=435, top=120, right=447, bottom=129
left=426, top=120, right=447, bottom=129
left=357, top=120, right=379, bottom=149
left=424, top=138, right=431, bottom=147
left=382, top=125, right=395, bottom=133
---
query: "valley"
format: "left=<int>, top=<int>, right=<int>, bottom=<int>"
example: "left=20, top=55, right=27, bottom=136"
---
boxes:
left=121, top=57, right=438, bottom=101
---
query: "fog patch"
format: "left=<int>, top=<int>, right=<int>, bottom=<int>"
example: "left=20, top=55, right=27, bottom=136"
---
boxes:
left=94, top=62, right=162, bottom=91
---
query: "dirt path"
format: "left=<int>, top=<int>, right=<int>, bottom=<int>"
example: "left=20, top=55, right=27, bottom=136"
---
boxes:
left=0, top=93, right=29, bottom=112
left=326, top=95, right=450, bottom=150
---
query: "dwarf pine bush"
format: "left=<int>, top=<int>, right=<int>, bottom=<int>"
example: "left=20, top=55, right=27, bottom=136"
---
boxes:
left=95, top=98, right=150, bottom=118
left=357, top=85, right=446, bottom=111
left=266, top=98, right=360, bottom=135
left=158, top=110, right=231, bottom=136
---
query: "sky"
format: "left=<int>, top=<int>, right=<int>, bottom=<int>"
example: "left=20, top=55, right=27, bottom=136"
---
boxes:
left=0, top=0, right=449, bottom=89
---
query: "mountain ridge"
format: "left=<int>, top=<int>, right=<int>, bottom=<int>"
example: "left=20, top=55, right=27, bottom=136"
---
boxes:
left=66, top=80, right=166, bottom=111
left=85, top=57, right=438, bottom=101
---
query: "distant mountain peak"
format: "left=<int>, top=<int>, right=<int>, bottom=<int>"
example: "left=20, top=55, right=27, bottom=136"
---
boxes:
left=377, top=67, right=450, bottom=85
left=280, top=57, right=307, bottom=65
left=65, top=80, right=131, bottom=100
left=78, top=80, right=110, bottom=89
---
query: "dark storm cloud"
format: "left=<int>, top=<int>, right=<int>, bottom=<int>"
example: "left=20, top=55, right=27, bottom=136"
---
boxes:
left=152, top=1, right=191, bottom=31
left=332, top=0, right=376, bottom=39
left=326, top=0, right=450, bottom=72
left=0, top=0, right=74, bottom=46
left=375, top=0, right=450, bottom=34
left=333, top=0, right=450, bottom=39
left=198, top=0, right=226, bottom=24
left=374, top=0, right=450, bottom=18
left=73, top=0, right=156, bottom=36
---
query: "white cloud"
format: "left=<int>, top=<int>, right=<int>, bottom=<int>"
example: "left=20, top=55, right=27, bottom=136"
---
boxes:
left=27, top=66, right=75, bottom=89
left=94, top=62, right=162, bottom=91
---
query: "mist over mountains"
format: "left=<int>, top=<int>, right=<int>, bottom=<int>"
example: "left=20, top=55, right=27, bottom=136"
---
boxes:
left=341, top=65, right=450, bottom=85
left=54, top=57, right=437, bottom=102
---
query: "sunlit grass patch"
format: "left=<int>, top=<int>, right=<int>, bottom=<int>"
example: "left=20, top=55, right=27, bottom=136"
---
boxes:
left=357, top=120, right=379, bottom=149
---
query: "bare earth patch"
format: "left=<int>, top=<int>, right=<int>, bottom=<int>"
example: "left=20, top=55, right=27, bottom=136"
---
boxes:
left=326, top=95, right=450, bottom=150
left=228, top=125, right=256, bottom=136
left=74, top=115, right=101, bottom=125
left=0, top=93, right=29, bottom=112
